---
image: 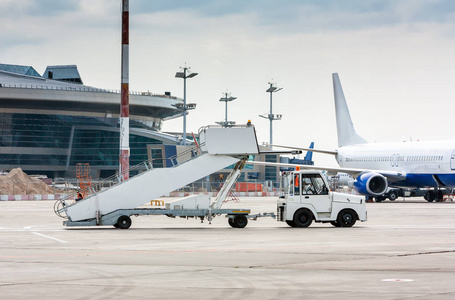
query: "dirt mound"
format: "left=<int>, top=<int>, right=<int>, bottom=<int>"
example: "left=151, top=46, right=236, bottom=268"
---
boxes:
left=0, top=168, right=54, bottom=195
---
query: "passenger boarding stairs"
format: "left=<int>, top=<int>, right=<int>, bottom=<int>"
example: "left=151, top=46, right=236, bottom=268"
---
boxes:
left=54, top=124, right=259, bottom=222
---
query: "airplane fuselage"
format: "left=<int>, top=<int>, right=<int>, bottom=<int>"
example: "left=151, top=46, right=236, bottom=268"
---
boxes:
left=336, top=140, right=455, bottom=188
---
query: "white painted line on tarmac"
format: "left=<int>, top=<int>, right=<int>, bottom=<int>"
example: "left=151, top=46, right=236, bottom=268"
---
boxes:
left=382, top=279, right=414, bottom=282
left=32, top=232, right=68, bottom=244
left=0, top=228, right=65, bottom=232
left=367, top=225, right=455, bottom=229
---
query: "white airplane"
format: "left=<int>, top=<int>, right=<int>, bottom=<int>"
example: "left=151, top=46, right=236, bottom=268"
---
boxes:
left=326, top=172, right=353, bottom=188
left=250, top=73, right=455, bottom=201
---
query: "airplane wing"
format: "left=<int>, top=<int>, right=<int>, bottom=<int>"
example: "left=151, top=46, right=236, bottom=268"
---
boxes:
left=246, top=161, right=407, bottom=182
left=271, top=144, right=337, bottom=155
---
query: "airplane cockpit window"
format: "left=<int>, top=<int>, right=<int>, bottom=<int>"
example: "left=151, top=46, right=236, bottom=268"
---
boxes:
left=301, top=174, right=329, bottom=195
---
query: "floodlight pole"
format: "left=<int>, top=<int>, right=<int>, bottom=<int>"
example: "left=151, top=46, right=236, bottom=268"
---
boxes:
left=224, top=92, right=228, bottom=125
left=269, top=87, right=273, bottom=146
left=183, top=67, right=187, bottom=145
left=261, top=82, right=282, bottom=149
left=218, top=92, right=237, bottom=127
left=175, top=66, right=198, bottom=145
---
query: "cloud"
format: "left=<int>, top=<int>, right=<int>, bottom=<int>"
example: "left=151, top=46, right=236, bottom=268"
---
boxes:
left=0, top=0, right=79, bottom=17
left=130, top=0, right=455, bottom=33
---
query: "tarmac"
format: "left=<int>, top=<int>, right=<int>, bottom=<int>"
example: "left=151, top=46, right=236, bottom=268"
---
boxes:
left=0, top=197, right=454, bottom=299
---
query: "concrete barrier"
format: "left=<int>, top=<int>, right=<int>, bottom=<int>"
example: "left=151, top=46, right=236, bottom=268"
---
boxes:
left=0, top=194, right=66, bottom=201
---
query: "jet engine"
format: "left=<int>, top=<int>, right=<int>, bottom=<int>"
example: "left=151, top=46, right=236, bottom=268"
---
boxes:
left=349, top=172, right=388, bottom=196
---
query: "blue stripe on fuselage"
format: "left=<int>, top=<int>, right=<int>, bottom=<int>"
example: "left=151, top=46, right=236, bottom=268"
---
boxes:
left=392, top=173, right=455, bottom=187
left=436, top=174, right=455, bottom=186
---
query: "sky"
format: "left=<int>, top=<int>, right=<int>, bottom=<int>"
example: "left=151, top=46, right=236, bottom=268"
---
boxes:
left=1, top=0, right=455, bottom=167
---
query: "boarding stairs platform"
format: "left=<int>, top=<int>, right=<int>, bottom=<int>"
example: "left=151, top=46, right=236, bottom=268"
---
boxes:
left=54, top=124, right=261, bottom=226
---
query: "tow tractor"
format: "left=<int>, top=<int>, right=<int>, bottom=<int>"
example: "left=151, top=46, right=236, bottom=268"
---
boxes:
left=276, top=168, right=367, bottom=227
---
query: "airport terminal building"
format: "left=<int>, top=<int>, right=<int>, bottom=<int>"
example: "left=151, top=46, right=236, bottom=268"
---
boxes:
left=0, top=64, right=187, bottom=178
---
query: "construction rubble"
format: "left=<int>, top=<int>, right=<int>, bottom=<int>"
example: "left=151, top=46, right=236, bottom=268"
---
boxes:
left=0, top=168, right=55, bottom=195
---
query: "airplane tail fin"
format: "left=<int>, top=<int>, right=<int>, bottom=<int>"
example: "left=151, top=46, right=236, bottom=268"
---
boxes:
left=304, top=142, right=314, bottom=161
left=332, top=73, right=367, bottom=147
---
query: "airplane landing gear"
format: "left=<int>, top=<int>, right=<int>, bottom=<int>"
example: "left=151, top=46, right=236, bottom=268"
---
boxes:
left=425, top=190, right=444, bottom=202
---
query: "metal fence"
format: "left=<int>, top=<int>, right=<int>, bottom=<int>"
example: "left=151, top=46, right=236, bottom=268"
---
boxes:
left=0, top=178, right=278, bottom=195
left=171, top=179, right=278, bottom=193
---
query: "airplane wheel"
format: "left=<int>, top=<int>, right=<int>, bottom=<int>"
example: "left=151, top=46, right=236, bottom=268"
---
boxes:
left=424, top=191, right=435, bottom=202
left=116, top=215, right=132, bottom=229
left=337, top=209, right=357, bottom=227
left=293, top=209, right=313, bottom=228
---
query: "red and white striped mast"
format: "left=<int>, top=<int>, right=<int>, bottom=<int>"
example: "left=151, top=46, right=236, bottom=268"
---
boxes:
left=120, top=0, right=130, bottom=180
